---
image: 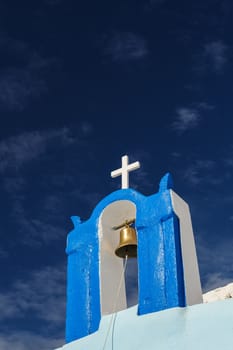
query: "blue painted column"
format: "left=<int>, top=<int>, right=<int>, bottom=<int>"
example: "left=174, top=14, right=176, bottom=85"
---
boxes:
left=162, top=213, right=185, bottom=308
left=137, top=184, right=185, bottom=315
left=65, top=218, right=101, bottom=343
left=137, top=221, right=167, bottom=314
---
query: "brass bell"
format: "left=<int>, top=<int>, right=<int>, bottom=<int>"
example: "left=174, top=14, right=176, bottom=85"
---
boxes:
left=115, top=224, right=137, bottom=258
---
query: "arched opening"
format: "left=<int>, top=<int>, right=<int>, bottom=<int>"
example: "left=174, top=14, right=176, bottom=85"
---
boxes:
left=98, top=200, right=138, bottom=315
left=124, top=257, right=138, bottom=307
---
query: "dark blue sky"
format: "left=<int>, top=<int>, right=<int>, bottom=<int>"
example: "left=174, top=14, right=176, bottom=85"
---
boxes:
left=0, top=0, right=233, bottom=349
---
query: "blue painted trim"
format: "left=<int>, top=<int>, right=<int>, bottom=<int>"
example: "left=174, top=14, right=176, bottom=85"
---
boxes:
left=159, top=173, right=174, bottom=192
left=162, top=214, right=185, bottom=308
left=65, top=173, right=186, bottom=343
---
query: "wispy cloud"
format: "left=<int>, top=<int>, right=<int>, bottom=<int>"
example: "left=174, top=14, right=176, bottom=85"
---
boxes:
left=223, top=145, right=233, bottom=168
left=202, top=273, right=233, bottom=293
left=0, top=264, right=66, bottom=326
left=194, top=40, right=228, bottom=75
left=0, top=332, right=63, bottom=350
left=183, top=159, right=217, bottom=186
left=0, top=248, right=8, bottom=259
left=103, top=32, right=148, bottom=63
left=0, top=264, right=65, bottom=349
left=195, top=102, right=215, bottom=111
left=17, top=217, right=67, bottom=246
left=0, top=128, right=73, bottom=246
left=171, top=102, right=214, bottom=134
left=0, top=126, right=102, bottom=246
left=80, top=121, right=93, bottom=136
left=0, top=128, right=71, bottom=173
left=0, top=68, right=47, bottom=111
left=182, top=147, right=233, bottom=187
left=204, top=41, right=227, bottom=73
left=0, top=34, right=59, bottom=110
left=172, top=108, right=200, bottom=133
left=196, top=236, right=233, bottom=292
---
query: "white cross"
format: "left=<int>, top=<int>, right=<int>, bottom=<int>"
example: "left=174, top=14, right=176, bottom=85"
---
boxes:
left=111, top=155, right=140, bottom=189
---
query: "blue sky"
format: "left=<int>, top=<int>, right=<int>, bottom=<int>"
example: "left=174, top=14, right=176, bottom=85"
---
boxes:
left=0, top=0, right=233, bottom=349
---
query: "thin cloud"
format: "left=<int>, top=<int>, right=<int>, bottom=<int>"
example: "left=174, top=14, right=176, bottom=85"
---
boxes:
left=0, top=248, right=8, bottom=259
left=223, top=146, right=233, bottom=168
left=0, top=264, right=66, bottom=326
left=103, top=32, right=148, bottom=63
left=0, top=128, right=71, bottom=173
left=0, top=34, right=29, bottom=57
left=3, top=176, right=26, bottom=193
left=20, top=186, right=102, bottom=246
left=0, top=127, right=103, bottom=246
left=0, top=263, right=66, bottom=347
left=197, top=236, right=233, bottom=292
left=171, top=152, right=182, bottom=158
left=0, top=332, right=63, bottom=350
left=17, top=217, right=67, bottom=246
left=172, top=108, right=200, bottom=133
left=80, top=121, right=93, bottom=136
left=203, top=273, right=233, bottom=293
left=0, top=68, right=47, bottom=111
left=4, top=185, right=71, bottom=247
left=183, top=160, right=216, bottom=186
left=204, top=41, right=227, bottom=73
left=0, top=34, right=59, bottom=110
left=0, top=265, right=66, bottom=349
left=183, top=152, right=233, bottom=187
left=196, top=102, right=215, bottom=111
left=224, top=158, right=233, bottom=167
left=171, top=101, right=214, bottom=134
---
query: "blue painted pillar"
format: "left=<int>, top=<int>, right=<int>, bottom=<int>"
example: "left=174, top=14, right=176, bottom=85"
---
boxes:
left=162, top=214, right=185, bottom=308
left=65, top=218, right=101, bottom=343
left=137, top=188, right=185, bottom=315
left=137, top=222, right=167, bottom=314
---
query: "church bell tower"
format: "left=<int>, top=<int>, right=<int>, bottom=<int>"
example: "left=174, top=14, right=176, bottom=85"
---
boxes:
left=65, top=155, right=202, bottom=344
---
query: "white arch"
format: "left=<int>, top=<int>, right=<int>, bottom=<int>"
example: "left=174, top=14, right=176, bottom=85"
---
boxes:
left=98, top=200, right=136, bottom=315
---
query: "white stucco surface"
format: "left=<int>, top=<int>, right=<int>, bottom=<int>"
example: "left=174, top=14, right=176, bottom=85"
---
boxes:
left=55, top=298, right=233, bottom=350
left=171, top=190, right=203, bottom=305
left=98, top=200, right=136, bottom=315
left=203, top=283, right=233, bottom=303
